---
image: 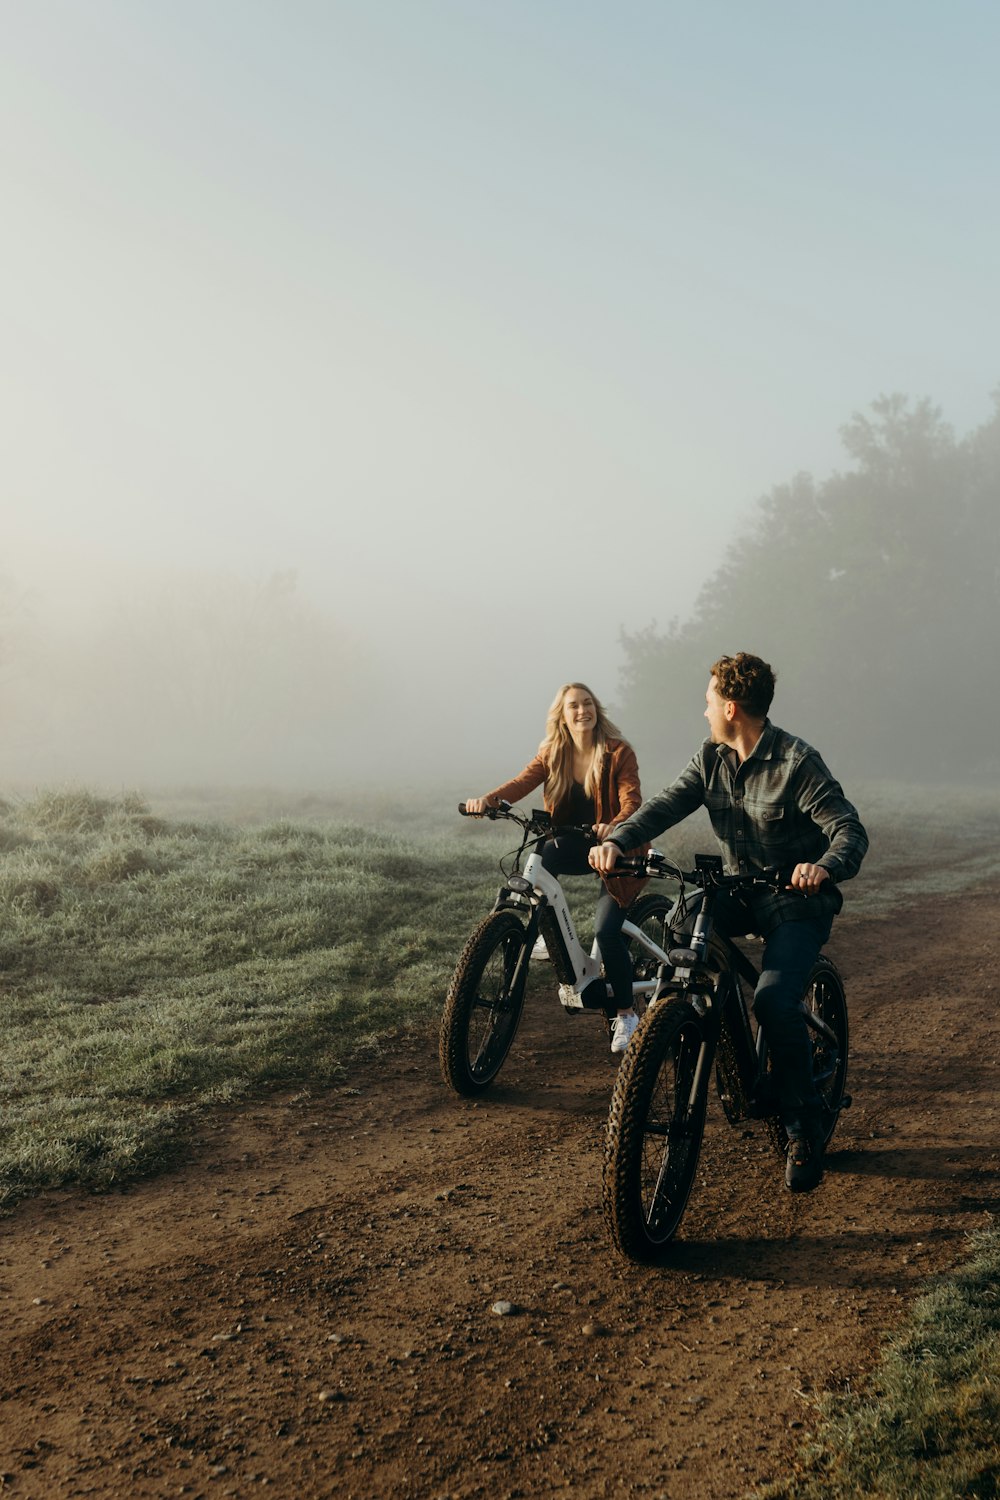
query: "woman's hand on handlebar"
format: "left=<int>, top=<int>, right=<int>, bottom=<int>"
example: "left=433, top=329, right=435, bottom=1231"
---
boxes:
left=589, top=840, right=622, bottom=874
left=463, top=797, right=493, bottom=816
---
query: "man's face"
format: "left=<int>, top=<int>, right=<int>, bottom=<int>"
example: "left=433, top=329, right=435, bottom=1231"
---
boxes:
left=704, top=676, right=732, bottom=743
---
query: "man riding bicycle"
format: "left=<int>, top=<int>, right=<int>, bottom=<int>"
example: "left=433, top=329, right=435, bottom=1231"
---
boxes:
left=590, top=653, right=868, bottom=1192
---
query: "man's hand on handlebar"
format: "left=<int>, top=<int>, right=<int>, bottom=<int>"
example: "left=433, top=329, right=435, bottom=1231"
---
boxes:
left=789, top=862, right=830, bottom=894
left=588, top=840, right=622, bottom=874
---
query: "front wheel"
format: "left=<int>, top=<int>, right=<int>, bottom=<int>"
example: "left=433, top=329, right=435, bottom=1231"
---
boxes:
left=602, top=999, right=712, bottom=1262
left=766, top=956, right=849, bottom=1156
left=439, top=911, right=529, bottom=1097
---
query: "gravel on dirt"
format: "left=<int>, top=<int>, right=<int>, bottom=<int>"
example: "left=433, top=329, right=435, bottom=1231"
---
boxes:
left=1, top=885, right=998, bottom=1499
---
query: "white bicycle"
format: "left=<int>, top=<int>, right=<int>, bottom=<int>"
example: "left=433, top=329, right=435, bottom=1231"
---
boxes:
left=439, top=803, right=676, bottom=1097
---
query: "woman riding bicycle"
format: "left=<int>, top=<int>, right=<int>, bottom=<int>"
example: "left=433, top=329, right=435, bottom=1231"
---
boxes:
left=464, top=682, right=647, bottom=1054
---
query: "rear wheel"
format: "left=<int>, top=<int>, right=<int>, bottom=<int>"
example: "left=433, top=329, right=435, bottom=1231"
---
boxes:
left=603, top=999, right=712, bottom=1262
left=439, top=911, right=528, bottom=1096
left=766, top=957, right=849, bottom=1155
left=622, top=893, right=675, bottom=1010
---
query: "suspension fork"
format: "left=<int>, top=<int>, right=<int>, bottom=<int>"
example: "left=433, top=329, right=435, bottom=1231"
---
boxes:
left=667, top=973, right=722, bottom=1106
left=686, top=1023, right=716, bottom=1110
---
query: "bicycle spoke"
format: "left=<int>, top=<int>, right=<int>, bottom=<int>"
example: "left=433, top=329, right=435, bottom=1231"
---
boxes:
left=604, top=1000, right=711, bottom=1259
left=439, top=913, right=528, bottom=1095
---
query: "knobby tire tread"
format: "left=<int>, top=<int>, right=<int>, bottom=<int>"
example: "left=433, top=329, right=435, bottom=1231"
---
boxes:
left=622, top=893, right=675, bottom=1005
left=765, top=956, right=849, bottom=1156
left=439, top=910, right=527, bottom=1097
left=603, top=999, right=712, bottom=1263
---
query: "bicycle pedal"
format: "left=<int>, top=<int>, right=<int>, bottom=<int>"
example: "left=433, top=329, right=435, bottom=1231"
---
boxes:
left=558, top=980, right=610, bottom=1013
left=840, top=1093, right=853, bottom=1110
left=558, top=984, right=585, bottom=1012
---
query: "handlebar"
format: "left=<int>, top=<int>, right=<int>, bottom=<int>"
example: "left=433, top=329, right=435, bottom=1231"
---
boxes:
left=458, top=802, right=596, bottom=842
left=609, top=850, right=791, bottom=893
left=459, top=808, right=799, bottom=896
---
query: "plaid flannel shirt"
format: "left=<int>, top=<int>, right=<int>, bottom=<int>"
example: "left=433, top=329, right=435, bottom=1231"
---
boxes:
left=609, top=721, right=869, bottom=933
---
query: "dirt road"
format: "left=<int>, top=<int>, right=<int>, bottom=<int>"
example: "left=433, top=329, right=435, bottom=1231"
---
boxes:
left=2, top=886, right=999, bottom=1499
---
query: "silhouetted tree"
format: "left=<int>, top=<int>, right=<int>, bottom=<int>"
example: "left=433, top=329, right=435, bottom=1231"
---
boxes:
left=620, top=393, right=1000, bottom=781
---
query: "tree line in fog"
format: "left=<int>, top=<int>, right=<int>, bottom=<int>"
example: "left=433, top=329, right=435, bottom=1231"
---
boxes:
left=3, top=390, right=996, bottom=790
left=620, top=392, right=1000, bottom=783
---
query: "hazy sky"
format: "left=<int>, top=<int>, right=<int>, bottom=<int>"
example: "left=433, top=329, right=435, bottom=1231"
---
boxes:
left=3, top=1, right=998, bottom=780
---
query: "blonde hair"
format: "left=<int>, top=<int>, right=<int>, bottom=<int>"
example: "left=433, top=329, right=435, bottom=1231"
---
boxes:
left=541, top=682, right=623, bottom=811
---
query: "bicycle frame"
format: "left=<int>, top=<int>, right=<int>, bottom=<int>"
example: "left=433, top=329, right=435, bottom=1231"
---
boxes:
left=637, top=857, right=845, bottom=1121
left=446, top=810, right=792, bottom=1107
left=466, top=802, right=675, bottom=1014
left=491, top=846, right=676, bottom=1013
left=601, top=850, right=852, bottom=1259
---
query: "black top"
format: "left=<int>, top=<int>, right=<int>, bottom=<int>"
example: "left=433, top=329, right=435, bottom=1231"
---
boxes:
left=556, top=780, right=596, bottom=830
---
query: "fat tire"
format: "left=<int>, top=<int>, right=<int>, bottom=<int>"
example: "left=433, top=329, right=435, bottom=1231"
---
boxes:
left=439, top=911, right=528, bottom=1097
left=622, top=893, right=675, bottom=1010
left=603, top=999, right=711, bottom=1262
left=765, top=956, right=849, bottom=1156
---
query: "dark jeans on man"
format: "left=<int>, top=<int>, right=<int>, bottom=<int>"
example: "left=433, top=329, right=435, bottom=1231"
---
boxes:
left=540, top=832, right=632, bottom=1014
left=711, top=891, right=834, bottom=1133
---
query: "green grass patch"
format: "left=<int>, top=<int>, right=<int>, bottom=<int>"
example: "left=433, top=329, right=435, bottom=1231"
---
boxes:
left=1, top=779, right=1000, bottom=1211
left=0, top=789, right=503, bottom=1206
left=757, top=1226, right=1000, bottom=1499
left=3, top=779, right=1000, bottom=1492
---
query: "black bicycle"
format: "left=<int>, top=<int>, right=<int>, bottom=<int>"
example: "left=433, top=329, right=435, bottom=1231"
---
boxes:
left=602, top=851, right=850, bottom=1263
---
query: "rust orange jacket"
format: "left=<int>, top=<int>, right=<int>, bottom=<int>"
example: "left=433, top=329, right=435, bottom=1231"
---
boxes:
left=485, top=736, right=649, bottom=908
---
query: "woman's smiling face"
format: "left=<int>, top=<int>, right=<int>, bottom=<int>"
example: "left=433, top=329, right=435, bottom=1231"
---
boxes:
left=563, top=689, right=597, bottom=735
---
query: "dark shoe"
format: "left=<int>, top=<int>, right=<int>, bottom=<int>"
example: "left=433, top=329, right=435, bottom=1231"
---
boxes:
left=785, top=1130, right=824, bottom=1193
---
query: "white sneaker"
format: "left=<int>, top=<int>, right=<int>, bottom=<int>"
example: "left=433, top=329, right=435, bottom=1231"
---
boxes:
left=610, top=1011, right=639, bottom=1055
left=530, top=936, right=548, bottom=961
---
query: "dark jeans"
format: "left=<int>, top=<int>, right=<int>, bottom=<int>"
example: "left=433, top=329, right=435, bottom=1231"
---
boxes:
left=711, top=892, right=834, bottom=1134
left=540, top=832, right=632, bottom=1013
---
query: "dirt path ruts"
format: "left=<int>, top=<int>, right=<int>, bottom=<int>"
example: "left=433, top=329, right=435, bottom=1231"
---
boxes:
left=1, top=885, right=999, bottom=1499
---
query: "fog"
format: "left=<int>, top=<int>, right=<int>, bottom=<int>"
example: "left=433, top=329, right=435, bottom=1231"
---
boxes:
left=4, top=4, right=999, bottom=800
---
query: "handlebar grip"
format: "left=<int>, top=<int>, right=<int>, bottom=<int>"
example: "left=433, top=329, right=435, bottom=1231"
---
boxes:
left=458, top=800, right=511, bottom=819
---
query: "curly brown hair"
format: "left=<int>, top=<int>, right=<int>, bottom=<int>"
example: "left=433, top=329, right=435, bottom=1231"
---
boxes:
left=709, top=653, right=776, bottom=719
